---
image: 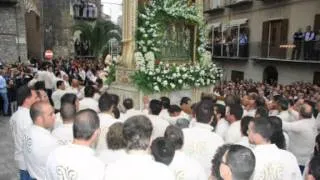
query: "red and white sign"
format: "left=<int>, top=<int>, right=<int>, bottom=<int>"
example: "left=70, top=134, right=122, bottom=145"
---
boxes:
left=44, top=50, right=53, bottom=60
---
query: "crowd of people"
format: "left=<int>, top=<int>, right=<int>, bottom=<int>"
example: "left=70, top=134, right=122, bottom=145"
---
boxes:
left=5, top=56, right=320, bottom=180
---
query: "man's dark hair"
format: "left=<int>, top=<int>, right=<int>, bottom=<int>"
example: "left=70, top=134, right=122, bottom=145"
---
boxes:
left=168, top=105, right=181, bottom=114
left=241, top=116, right=253, bottom=136
left=255, top=106, right=269, bottom=118
left=110, top=94, right=120, bottom=106
left=160, top=96, right=170, bottom=109
left=61, top=93, right=78, bottom=105
left=84, top=85, right=95, bottom=97
left=34, top=81, right=45, bottom=90
left=225, top=145, right=256, bottom=180
left=229, top=104, right=243, bottom=120
left=300, top=104, right=313, bottom=119
left=214, top=104, right=226, bottom=118
left=175, top=118, right=190, bottom=129
left=252, top=117, right=274, bottom=141
left=123, top=115, right=153, bottom=150
left=268, top=116, right=286, bottom=150
left=17, top=85, right=32, bottom=106
left=60, top=103, right=76, bottom=121
left=107, top=122, right=127, bottom=150
left=113, top=107, right=120, bottom=119
left=73, top=109, right=100, bottom=140
left=309, top=156, right=320, bottom=180
left=30, top=101, right=46, bottom=122
left=255, top=96, right=266, bottom=108
left=225, top=95, right=240, bottom=106
left=277, top=98, right=289, bottom=111
left=196, top=100, right=214, bottom=124
left=96, top=78, right=103, bottom=86
left=149, top=99, right=162, bottom=115
left=151, top=137, right=175, bottom=165
left=98, top=93, right=113, bottom=112
left=314, top=133, right=320, bottom=157
left=164, top=125, right=184, bottom=150
left=211, top=144, right=232, bottom=180
left=123, top=98, right=133, bottom=110
left=56, top=80, right=64, bottom=89
left=180, top=97, right=191, bottom=106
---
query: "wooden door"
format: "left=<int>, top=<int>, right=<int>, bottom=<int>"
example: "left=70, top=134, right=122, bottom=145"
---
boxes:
left=231, top=70, right=244, bottom=82
left=261, top=21, right=270, bottom=57
left=314, top=14, right=320, bottom=32
left=269, top=19, right=288, bottom=59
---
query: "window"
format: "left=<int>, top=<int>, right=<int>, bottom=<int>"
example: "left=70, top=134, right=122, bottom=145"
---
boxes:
left=231, top=70, right=244, bottom=82
left=261, top=19, right=288, bottom=59
left=210, top=19, right=249, bottom=58
left=314, top=72, right=320, bottom=85
left=73, top=1, right=97, bottom=20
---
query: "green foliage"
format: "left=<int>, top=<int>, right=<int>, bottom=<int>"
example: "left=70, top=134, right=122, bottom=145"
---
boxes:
left=104, top=62, right=116, bottom=85
left=73, top=19, right=121, bottom=57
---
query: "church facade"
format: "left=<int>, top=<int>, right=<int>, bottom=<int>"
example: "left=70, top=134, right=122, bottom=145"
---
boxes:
left=204, top=0, right=320, bottom=84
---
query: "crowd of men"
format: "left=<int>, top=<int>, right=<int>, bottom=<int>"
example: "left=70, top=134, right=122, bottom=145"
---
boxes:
left=5, top=57, right=320, bottom=179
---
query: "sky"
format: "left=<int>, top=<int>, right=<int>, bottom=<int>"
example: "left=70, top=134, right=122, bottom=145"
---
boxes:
left=101, top=0, right=122, bottom=23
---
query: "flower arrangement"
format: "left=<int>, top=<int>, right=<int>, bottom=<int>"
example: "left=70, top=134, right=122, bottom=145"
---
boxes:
left=137, top=0, right=206, bottom=63
left=132, top=52, right=223, bottom=93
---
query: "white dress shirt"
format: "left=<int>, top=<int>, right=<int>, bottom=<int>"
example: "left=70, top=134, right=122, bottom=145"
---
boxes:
left=23, top=125, right=59, bottom=179
left=277, top=110, right=297, bottom=122
left=96, top=113, right=122, bottom=152
left=283, top=118, right=317, bottom=165
left=52, top=123, right=73, bottom=145
left=215, top=118, right=229, bottom=138
left=252, top=144, right=302, bottom=180
left=159, top=109, right=170, bottom=122
left=316, top=113, right=320, bottom=132
left=236, top=136, right=255, bottom=149
left=79, top=97, right=99, bottom=112
left=147, top=114, right=170, bottom=140
left=46, top=144, right=105, bottom=180
left=166, top=112, right=190, bottom=125
left=10, top=107, right=32, bottom=170
left=224, top=120, right=242, bottom=143
left=182, top=122, right=224, bottom=177
left=104, top=152, right=174, bottom=180
left=122, top=109, right=144, bottom=122
left=51, top=89, right=67, bottom=110
left=169, top=150, right=207, bottom=180
left=97, top=149, right=127, bottom=165
left=54, top=112, right=63, bottom=129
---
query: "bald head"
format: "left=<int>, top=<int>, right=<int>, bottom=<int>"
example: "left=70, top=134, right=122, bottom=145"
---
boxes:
left=30, top=101, right=50, bottom=122
left=73, top=109, right=100, bottom=140
left=300, top=104, right=313, bottom=119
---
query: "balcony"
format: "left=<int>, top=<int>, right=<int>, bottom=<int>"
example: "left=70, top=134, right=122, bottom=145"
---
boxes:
left=204, top=0, right=225, bottom=14
left=224, top=0, right=253, bottom=8
left=0, top=0, right=18, bottom=5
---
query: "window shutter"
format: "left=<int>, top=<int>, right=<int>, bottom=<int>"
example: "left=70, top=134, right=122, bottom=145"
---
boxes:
left=261, top=21, right=270, bottom=57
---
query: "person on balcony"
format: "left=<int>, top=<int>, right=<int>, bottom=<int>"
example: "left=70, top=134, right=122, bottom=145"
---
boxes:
left=304, top=25, right=315, bottom=60
left=239, top=31, right=248, bottom=57
left=314, top=29, right=320, bottom=60
left=291, top=28, right=304, bottom=60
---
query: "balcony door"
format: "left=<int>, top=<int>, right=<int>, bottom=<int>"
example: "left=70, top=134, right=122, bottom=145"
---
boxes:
left=261, top=19, right=288, bottom=59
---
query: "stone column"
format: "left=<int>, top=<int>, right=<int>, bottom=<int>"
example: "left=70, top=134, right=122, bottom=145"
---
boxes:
left=121, top=0, right=138, bottom=69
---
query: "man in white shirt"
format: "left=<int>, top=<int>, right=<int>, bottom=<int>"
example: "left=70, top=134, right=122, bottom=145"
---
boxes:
left=10, top=86, right=38, bottom=179
left=51, top=80, right=67, bottom=112
left=237, top=116, right=254, bottom=148
left=122, top=98, right=143, bottom=121
left=159, top=96, right=171, bottom=121
left=248, top=117, right=302, bottom=180
left=218, top=144, right=256, bottom=180
left=147, top=99, right=170, bottom=140
left=214, top=104, right=229, bottom=138
left=23, top=101, right=59, bottom=180
left=96, top=93, right=121, bottom=152
left=46, top=109, right=105, bottom=180
left=164, top=125, right=207, bottom=180
left=79, top=85, right=99, bottom=112
left=283, top=103, right=317, bottom=172
left=104, top=115, right=174, bottom=180
left=167, top=104, right=190, bottom=125
left=54, top=93, right=79, bottom=129
left=242, top=93, right=257, bottom=117
left=52, top=103, right=76, bottom=145
left=224, top=104, right=243, bottom=143
left=276, top=97, right=296, bottom=122
left=182, top=100, right=224, bottom=177
left=36, top=89, right=49, bottom=103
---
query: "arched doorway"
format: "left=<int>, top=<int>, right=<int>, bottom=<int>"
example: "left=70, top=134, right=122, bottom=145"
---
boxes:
left=263, top=66, right=278, bottom=84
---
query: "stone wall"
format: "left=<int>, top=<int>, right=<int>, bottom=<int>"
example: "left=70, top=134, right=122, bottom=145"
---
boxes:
left=0, top=3, right=28, bottom=63
left=42, top=0, right=101, bottom=58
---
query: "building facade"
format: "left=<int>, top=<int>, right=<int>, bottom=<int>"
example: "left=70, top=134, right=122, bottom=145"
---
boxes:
left=204, top=0, right=320, bottom=84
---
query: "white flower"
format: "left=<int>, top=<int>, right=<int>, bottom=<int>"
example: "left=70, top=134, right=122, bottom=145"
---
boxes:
left=172, top=73, right=177, bottom=78
left=170, top=83, right=176, bottom=89
left=207, top=79, right=210, bottom=85
left=155, top=68, right=160, bottom=73
left=142, top=47, right=147, bottom=53
left=143, top=34, right=148, bottom=38
left=178, top=79, right=183, bottom=84
left=200, top=70, right=205, bottom=76
left=195, top=83, right=200, bottom=87
left=163, top=80, right=168, bottom=86
left=154, top=85, right=160, bottom=92
left=148, top=71, right=154, bottom=76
